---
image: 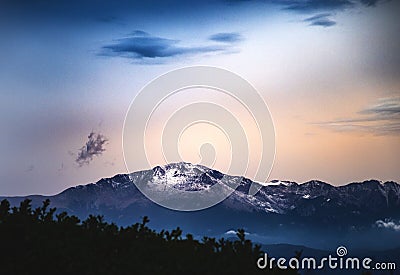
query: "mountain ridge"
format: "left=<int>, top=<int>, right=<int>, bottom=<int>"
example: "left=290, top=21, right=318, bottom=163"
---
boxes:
left=2, top=162, right=399, bottom=216
left=1, top=162, right=399, bottom=250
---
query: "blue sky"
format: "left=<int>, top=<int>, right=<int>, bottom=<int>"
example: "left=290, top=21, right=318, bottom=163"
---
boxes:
left=0, top=0, right=399, bottom=195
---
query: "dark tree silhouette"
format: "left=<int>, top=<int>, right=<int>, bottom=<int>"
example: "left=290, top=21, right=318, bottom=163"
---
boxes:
left=0, top=199, right=299, bottom=275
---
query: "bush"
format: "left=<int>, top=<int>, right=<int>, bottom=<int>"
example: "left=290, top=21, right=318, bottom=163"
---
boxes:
left=0, top=199, right=298, bottom=275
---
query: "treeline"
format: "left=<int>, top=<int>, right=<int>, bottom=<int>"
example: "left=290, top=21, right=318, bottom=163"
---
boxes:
left=0, top=199, right=299, bottom=275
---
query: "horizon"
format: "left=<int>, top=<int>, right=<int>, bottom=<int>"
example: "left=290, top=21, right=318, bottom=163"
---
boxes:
left=2, top=161, right=399, bottom=197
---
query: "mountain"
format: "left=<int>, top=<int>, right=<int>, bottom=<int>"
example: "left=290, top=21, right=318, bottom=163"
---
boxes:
left=1, top=162, right=400, bottom=250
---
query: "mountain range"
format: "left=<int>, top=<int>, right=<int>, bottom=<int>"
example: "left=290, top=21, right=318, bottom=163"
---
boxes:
left=1, top=162, right=400, bottom=251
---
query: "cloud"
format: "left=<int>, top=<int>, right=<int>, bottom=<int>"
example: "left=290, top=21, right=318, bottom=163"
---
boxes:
left=314, top=96, right=400, bottom=135
left=225, top=230, right=250, bottom=235
left=209, top=32, right=243, bottom=43
left=276, top=0, right=382, bottom=12
left=279, top=0, right=382, bottom=28
left=304, top=13, right=336, bottom=27
left=282, top=0, right=353, bottom=13
left=375, top=219, right=400, bottom=231
left=101, top=31, right=241, bottom=62
left=360, top=0, right=381, bottom=7
left=76, top=132, right=108, bottom=166
left=228, top=0, right=384, bottom=28
left=359, top=96, right=400, bottom=118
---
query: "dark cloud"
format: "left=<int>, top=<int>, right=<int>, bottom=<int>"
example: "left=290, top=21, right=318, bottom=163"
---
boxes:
left=228, top=0, right=385, bottom=28
left=278, top=0, right=384, bottom=27
left=102, top=31, right=182, bottom=58
left=209, top=32, right=243, bottom=43
left=304, top=13, right=336, bottom=27
left=314, top=96, right=400, bottom=135
left=76, top=132, right=108, bottom=166
left=281, top=0, right=353, bottom=12
left=360, top=0, right=381, bottom=7
left=276, top=0, right=382, bottom=12
left=101, top=31, right=240, bottom=62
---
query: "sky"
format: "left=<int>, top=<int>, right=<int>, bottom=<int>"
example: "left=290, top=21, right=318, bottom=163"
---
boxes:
left=0, top=0, right=399, bottom=196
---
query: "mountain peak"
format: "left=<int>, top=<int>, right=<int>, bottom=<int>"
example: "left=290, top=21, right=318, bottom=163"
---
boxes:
left=301, top=180, right=331, bottom=188
left=147, top=162, right=231, bottom=192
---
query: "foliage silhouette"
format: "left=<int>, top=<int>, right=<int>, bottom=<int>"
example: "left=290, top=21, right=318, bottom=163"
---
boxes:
left=0, top=199, right=299, bottom=275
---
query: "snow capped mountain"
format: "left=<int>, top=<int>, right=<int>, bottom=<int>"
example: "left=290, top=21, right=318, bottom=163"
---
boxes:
left=6, top=162, right=398, bottom=217
left=150, top=162, right=228, bottom=191
left=1, top=162, right=399, bottom=249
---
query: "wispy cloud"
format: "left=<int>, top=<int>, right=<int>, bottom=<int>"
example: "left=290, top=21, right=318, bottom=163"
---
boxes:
left=76, top=132, right=108, bottom=166
left=278, top=0, right=383, bottom=12
left=375, top=219, right=400, bottom=231
left=101, top=30, right=242, bottom=63
left=360, top=0, right=381, bottom=7
left=314, top=96, right=400, bottom=135
left=360, top=96, right=400, bottom=118
left=209, top=32, right=243, bottom=43
left=281, top=0, right=384, bottom=27
left=304, top=13, right=336, bottom=27
left=228, top=0, right=384, bottom=27
left=282, top=0, right=353, bottom=13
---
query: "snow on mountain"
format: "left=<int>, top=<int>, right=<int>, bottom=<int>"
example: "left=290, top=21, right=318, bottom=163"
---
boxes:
left=1, top=162, right=399, bottom=226
left=150, top=162, right=226, bottom=191
left=2, top=162, right=400, bottom=250
left=56, top=162, right=400, bottom=216
left=63, top=162, right=396, bottom=219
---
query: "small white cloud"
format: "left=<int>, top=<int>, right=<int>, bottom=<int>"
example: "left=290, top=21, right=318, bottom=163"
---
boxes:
left=224, top=230, right=250, bottom=235
left=375, top=219, right=400, bottom=231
